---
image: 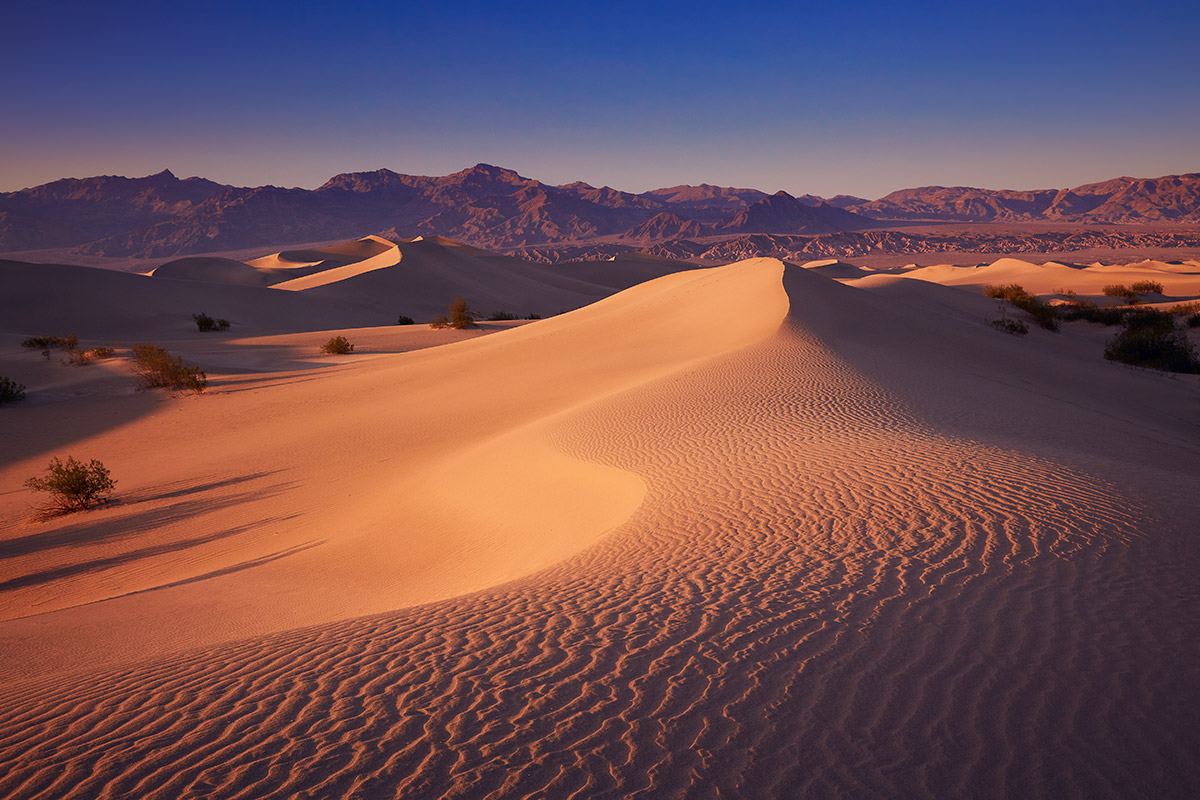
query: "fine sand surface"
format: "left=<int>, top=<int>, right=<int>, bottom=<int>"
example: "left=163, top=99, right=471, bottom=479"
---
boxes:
left=1, top=256, right=1198, bottom=799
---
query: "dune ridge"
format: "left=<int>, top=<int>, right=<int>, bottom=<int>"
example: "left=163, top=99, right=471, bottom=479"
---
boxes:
left=0, top=260, right=1196, bottom=798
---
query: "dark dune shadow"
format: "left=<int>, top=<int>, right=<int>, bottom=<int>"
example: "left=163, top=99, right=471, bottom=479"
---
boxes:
left=208, top=373, right=326, bottom=394
left=135, top=539, right=324, bottom=594
left=0, top=512, right=300, bottom=594
left=0, top=475, right=295, bottom=561
left=124, top=470, right=286, bottom=504
left=0, top=390, right=163, bottom=469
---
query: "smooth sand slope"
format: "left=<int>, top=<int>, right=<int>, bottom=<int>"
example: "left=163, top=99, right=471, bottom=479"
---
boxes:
left=1, top=258, right=1198, bottom=799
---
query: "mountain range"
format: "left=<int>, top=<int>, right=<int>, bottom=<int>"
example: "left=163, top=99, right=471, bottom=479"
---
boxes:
left=0, top=165, right=1197, bottom=259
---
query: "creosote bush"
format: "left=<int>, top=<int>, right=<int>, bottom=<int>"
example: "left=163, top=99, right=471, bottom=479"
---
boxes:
left=487, top=311, right=517, bottom=321
left=1102, top=284, right=1140, bottom=304
left=430, top=298, right=481, bottom=330
left=1103, top=308, right=1200, bottom=373
left=131, top=344, right=208, bottom=392
left=193, top=312, right=230, bottom=332
left=1058, top=304, right=1125, bottom=325
left=526, top=313, right=542, bottom=320
left=24, top=456, right=116, bottom=514
left=0, top=376, right=26, bottom=403
left=22, top=334, right=78, bottom=359
left=1129, top=280, right=1164, bottom=295
left=63, top=346, right=117, bottom=367
left=983, top=283, right=1059, bottom=332
left=396, top=315, right=415, bottom=326
left=321, top=335, right=354, bottom=354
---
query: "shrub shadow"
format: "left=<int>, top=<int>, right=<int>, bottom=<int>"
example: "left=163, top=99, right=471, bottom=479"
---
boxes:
left=1, top=472, right=294, bottom=561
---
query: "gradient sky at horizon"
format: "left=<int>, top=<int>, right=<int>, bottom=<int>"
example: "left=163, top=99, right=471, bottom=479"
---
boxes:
left=2, top=0, right=1198, bottom=198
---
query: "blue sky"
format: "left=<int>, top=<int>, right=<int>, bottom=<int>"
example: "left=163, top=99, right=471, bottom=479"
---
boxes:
left=2, top=0, right=1197, bottom=197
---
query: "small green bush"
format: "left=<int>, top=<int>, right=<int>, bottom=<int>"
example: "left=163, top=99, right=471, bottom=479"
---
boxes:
left=983, top=283, right=1059, bottom=332
left=24, top=456, right=116, bottom=514
left=1104, top=309, right=1200, bottom=373
left=396, top=315, right=415, bottom=326
left=430, top=298, right=481, bottom=330
left=131, top=344, right=208, bottom=392
left=0, top=376, right=26, bottom=403
left=321, top=336, right=354, bottom=354
left=1129, top=280, right=1164, bottom=295
left=487, top=311, right=517, bottom=321
left=193, top=312, right=230, bottom=332
left=990, top=318, right=1029, bottom=336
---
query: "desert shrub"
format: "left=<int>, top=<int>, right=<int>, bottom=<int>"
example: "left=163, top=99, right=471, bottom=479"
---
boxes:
left=0, top=376, right=26, bottom=403
left=526, top=313, right=542, bottom=320
left=22, top=334, right=78, bottom=359
left=131, top=344, right=208, bottom=392
left=1103, top=284, right=1139, bottom=304
left=396, top=315, right=415, bottom=325
left=63, top=349, right=92, bottom=366
left=62, top=346, right=117, bottom=367
left=450, top=298, right=480, bottom=329
left=24, top=456, right=116, bottom=514
left=1103, top=309, right=1200, bottom=373
left=321, top=335, right=354, bottom=354
left=430, top=298, right=481, bottom=330
left=990, top=318, right=1029, bottom=336
left=1058, top=304, right=1125, bottom=325
left=487, top=311, right=517, bottom=321
left=1129, top=280, right=1164, bottom=295
left=193, top=312, right=230, bottom=332
left=21, top=334, right=77, bottom=351
left=983, top=283, right=1059, bottom=332
left=1188, top=313, right=1200, bottom=328
left=984, top=283, right=1034, bottom=304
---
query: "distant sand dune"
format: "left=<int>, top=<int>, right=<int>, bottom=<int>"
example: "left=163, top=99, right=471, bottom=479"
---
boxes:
left=900, top=256, right=1200, bottom=299
left=0, top=258, right=1196, bottom=799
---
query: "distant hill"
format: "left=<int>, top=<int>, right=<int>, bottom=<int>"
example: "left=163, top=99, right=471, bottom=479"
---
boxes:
left=838, top=174, right=1200, bottom=224
left=1, top=166, right=1197, bottom=259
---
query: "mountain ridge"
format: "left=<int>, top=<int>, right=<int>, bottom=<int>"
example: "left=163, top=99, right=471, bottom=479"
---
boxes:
left=2, top=165, right=1197, bottom=259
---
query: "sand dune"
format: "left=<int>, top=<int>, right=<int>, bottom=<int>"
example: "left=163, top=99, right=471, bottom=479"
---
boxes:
left=268, top=238, right=403, bottom=291
left=901, top=256, right=1200, bottom=299
left=148, top=256, right=276, bottom=286
left=0, top=257, right=1197, bottom=799
left=0, top=235, right=616, bottom=339
left=798, top=257, right=875, bottom=279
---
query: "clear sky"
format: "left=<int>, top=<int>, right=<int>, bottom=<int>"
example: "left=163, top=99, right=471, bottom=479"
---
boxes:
left=2, top=0, right=1198, bottom=198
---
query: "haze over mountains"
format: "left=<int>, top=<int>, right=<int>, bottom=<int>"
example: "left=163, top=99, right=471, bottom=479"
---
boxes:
left=2, top=165, right=1198, bottom=261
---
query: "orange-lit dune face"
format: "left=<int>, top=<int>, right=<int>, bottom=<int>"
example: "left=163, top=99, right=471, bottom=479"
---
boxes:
left=0, top=251, right=1197, bottom=799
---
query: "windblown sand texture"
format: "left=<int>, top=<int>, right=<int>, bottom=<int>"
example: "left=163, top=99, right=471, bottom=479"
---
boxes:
left=1, top=254, right=1198, bottom=799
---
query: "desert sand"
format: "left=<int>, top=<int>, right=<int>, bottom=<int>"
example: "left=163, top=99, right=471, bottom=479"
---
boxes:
left=0, top=247, right=1198, bottom=799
